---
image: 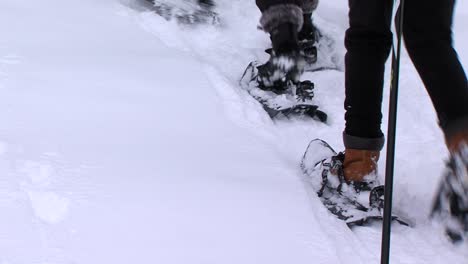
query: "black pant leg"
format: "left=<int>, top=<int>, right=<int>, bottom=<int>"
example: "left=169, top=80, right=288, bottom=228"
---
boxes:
left=344, top=0, right=394, bottom=139
left=403, top=0, right=468, bottom=136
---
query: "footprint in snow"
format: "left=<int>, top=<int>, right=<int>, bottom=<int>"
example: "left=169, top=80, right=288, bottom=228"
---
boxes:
left=19, top=158, right=70, bottom=224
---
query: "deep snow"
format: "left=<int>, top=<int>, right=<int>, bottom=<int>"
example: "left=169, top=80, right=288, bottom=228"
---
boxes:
left=0, top=0, right=466, bottom=263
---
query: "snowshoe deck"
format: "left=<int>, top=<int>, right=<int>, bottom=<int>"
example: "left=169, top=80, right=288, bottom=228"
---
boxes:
left=301, top=139, right=409, bottom=228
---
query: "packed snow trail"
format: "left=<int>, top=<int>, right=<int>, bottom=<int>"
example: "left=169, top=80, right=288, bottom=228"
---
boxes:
left=0, top=0, right=466, bottom=263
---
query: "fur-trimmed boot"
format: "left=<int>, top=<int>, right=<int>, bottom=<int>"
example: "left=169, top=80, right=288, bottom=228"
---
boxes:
left=257, top=4, right=306, bottom=87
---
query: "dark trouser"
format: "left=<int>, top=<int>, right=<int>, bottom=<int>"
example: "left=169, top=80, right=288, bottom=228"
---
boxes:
left=344, top=0, right=468, bottom=149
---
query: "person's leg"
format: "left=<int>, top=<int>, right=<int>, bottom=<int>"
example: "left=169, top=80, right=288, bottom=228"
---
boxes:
left=257, top=0, right=319, bottom=63
left=256, top=0, right=303, bottom=53
left=404, top=0, right=468, bottom=239
left=256, top=0, right=303, bottom=32
left=344, top=0, right=393, bottom=140
left=403, top=0, right=468, bottom=147
left=342, top=0, right=394, bottom=182
left=255, top=1, right=306, bottom=86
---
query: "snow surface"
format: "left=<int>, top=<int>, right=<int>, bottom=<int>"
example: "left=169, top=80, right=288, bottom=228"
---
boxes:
left=0, top=0, right=467, bottom=263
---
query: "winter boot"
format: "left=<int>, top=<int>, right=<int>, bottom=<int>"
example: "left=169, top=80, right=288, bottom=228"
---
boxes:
left=343, top=149, right=380, bottom=184
left=298, top=13, right=319, bottom=64
left=298, top=13, right=318, bottom=42
left=432, top=130, right=468, bottom=242
left=257, top=23, right=306, bottom=88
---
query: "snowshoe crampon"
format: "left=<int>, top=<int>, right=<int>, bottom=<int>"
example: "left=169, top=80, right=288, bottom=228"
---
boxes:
left=147, top=0, right=219, bottom=25
left=431, top=144, right=468, bottom=243
left=301, top=139, right=409, bottom=228
left=240, top=61, right=327, bottom=122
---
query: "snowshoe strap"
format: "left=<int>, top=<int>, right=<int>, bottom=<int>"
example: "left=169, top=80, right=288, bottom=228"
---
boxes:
left=369, top=185, right=385, bottom=210
left=317, top=152, right=345, bottom=197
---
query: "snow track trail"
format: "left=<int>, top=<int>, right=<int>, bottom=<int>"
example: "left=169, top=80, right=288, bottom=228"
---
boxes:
left=0, top=0, right=466, bottom=263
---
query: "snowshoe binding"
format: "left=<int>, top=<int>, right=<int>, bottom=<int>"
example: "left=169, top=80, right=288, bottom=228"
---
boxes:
left=147, top=0, right=219, bottom=25
left=301, top=139, right=409, bottom=228
left=432, top=143, right=468, bottom=243
left=240, top=52, right=327, bottom=122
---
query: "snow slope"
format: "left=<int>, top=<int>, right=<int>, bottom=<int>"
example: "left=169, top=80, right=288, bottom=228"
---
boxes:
left=0, top=0, right=466, bottom=263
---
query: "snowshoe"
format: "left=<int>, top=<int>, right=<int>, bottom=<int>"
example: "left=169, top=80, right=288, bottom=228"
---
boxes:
left=147, top=0, right=219, bottom=25
left=240, top=59, right=327, bottom=122
left=431, top=144, right=468, bottom=243
left=301, top=139, right=409, bottom=228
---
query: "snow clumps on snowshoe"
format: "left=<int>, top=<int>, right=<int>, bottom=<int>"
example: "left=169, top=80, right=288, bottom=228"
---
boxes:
left=240, top=59, right=327, bottom=122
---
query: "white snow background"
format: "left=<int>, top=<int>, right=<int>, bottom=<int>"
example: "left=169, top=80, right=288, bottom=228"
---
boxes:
left=0, top=0, right=467, bottom=263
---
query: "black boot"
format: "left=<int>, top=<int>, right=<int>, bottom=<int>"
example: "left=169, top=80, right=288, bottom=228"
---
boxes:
left=270, top=23, right=300, bottom=55
left=257, top=23, right=305, bottom=88
left=298, top=13, right=319, bottom=42
left=298, top=13, right=319, bottom=64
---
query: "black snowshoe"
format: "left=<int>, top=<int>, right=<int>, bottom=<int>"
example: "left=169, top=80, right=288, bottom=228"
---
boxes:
left=301, top=139, right=409, bottom=228
left=239, top=19, right=341, bottom=121
left=147, top=0, right=219, bottom=25
left=432, top=144, right=468, bottom=243
left=240, top=54, right=327, bottom=122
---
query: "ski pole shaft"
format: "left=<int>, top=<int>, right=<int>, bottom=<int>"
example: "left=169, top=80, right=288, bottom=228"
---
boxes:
left=381, top=0, right=405, bottom=263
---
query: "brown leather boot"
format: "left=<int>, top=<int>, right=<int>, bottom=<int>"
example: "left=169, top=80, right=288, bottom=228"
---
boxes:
left=446, top=130, right=468, bottom=153
left=343, top=149, right=380, bottom=182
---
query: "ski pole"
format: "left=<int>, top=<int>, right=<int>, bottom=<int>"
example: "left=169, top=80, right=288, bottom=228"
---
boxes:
left=381, top=0, right=405, bottom=263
